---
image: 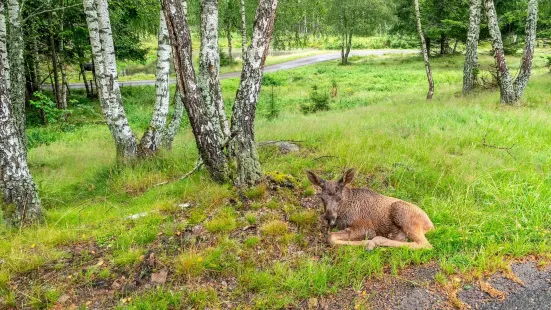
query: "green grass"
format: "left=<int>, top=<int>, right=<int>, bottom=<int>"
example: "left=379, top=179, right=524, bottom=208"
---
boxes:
left=4, top=49, right=551, bottom=308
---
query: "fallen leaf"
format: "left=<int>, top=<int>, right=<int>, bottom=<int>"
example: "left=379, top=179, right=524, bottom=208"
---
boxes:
left=151, top=269, right=168, bottom=284
left=96, top=260, right=104, bottom=266
left=57, top=294, right=70, bottom=303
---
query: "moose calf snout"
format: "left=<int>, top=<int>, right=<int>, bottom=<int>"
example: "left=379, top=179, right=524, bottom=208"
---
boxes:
left=324, top=211, right=337, bottom=227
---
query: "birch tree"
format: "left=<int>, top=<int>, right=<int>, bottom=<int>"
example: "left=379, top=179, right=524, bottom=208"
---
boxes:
left=241, top=0, right=246, bottom=56
left=0, top=43, right=43, bottom=225
left=463, top=0, right=482, bottom=95
left=484, top=0, right=539, bottom=105
left=161, top=0, right=187, bottom=151
left=83, top=0, right=138, bottom=160
left=139, top=12, right=171, bottom=156
left=199, top=0, right=230, bottom=141
left=163, top=0, right=230, bottom=182
left=7, top=0, right=26, bottom=149
left=0, top=1, right=9, bottom=92
left=414, top=0, right=434, bottom=100
left=230, top=0, right=278, bottom=186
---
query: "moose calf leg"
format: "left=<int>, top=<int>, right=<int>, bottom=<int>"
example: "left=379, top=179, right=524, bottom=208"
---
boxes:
left=366, top=234, right=432, bottom=251
left=328, top=228, right=371, bottom=247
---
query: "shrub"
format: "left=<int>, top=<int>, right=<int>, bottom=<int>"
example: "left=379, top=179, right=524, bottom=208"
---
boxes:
left=301, top=85, right=330, bottom=114
left=29, top=92, right=71, bottom=125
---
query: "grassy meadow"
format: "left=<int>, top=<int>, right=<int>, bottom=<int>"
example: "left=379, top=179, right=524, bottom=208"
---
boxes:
left=4, top=50, right=551, bottom=309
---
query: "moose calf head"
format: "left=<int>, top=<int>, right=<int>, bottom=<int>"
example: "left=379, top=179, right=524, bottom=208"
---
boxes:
left=306, top=168, right=355, bottom=227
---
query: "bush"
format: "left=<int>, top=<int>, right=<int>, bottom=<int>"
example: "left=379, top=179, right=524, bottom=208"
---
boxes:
left=29, top=92, right=71, bottom=125
left=301, top=85, right=330, bottom=114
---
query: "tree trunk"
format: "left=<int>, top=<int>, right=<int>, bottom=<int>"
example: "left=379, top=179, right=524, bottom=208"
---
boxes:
left=241, top=0, right=247, bottom=56
left=200, top=0, right=230, bottom=141
left=463, top=0, right=482, bottom=95
left=0, top=52, right=43, bottom=226
left=484, top=0, right=538, bottom=104
left=0, top=1, right=9, bottom=91
left=161, top=0, right=187, bottom=151
left=48, top=12, right=62, bottom=108
left=163, top=0, right=229, bottom=182
left=340, top=31, right=346, bottom=65
left=440, top=34, right=447, bottom=55
left=79, top=62, right=92, bottom=98
left=227, top=21, right=233, bottom=62
left=425, top=37, right=431, bottom=56
left=345, top=30, right=352, bottom=63
left=7, top=0, right=26, bottom=150
left=414, top=0, right=434, bottom=100
left=161, top=92, right=185, bottom=150
left=229, top=0, right=278, bottom=187
left=139, top=12, right=171, bottom=157
left=58, top=2, right=68, bottom=110
left=84, top=0, right=138, bottom=160
left=513, top=0, right=538, bottom=100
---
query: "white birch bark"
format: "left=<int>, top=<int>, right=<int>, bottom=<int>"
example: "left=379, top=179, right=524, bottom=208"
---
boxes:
left=414, top=0, right=434, bottom=100
left=513, top=0, right=538, bottom=98
left=139, top=12, right=171, bottom=156
left=162, top=93, right=185, bottom=150
left=163, top=0, right=229, bottom=182
left=84, top=0, right=138, bottom=159
left=241, top=0, right=247, bottom=57
left=7, top=0, right=25, bottom=149
left=161, top=0, right=187, bottom=150
left=230, top=0, right=278, bottom=187
left=0, top=1, right=9, bottom=92
left=0, top=53, right=43, bottom=225
left=462, top=0, right=481, bottom=95
left=199, top=0, right=230, bottom=141
left=484, top=0, right=538, bottom=104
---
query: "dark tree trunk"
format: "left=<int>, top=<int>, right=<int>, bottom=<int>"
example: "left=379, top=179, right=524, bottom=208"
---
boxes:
left=163, top=0, right=229, bottom=182
left=80, top=62, right=92, bottom=98
left=440, top=34, right=447, bottom=55
left=425, top=37, right=431, bottom=56
left=48, top=12, right=62, bottom=109
left=229, top=0, right=278, bottom=187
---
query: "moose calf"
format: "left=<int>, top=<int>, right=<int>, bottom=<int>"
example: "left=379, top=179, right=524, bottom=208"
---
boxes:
left=307, top=168, right=434, bottom=250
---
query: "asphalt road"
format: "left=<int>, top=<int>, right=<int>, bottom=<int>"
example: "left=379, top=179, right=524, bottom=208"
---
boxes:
left=65, top=49, right=418, bottom=89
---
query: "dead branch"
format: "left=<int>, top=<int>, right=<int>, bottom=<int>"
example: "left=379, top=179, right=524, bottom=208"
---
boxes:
left=312, top=155, right=338, bottom=162
left=482, top=134, right=515, bottom=158
left=150, top=159, right=203, bottom=189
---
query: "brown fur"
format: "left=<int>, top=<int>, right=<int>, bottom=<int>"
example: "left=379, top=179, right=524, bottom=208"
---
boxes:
left=306, top=168, right=434, bottom=250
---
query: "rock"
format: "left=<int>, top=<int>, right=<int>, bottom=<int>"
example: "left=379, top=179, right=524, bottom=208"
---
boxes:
left=126, top=212, right=149, bottom=220
left=178, top=203, right=191, bottom=209
left=278, top=142, right=300, bottom=154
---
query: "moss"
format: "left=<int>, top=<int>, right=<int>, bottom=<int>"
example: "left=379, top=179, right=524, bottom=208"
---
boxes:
left=261, top=220, right=289, bottom=236
left=266, top=171, right=298, bottom=188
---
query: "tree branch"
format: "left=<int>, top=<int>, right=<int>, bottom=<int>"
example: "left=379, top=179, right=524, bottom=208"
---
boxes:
left=482, top=134, right=515, bottom=158
left=24, top=4, right=81, bottom=23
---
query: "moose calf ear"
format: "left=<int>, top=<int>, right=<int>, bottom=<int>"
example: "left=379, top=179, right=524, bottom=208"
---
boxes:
left=340, top=168, right=356, bottom=185
left=306, top=171, right=325, bottom=187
